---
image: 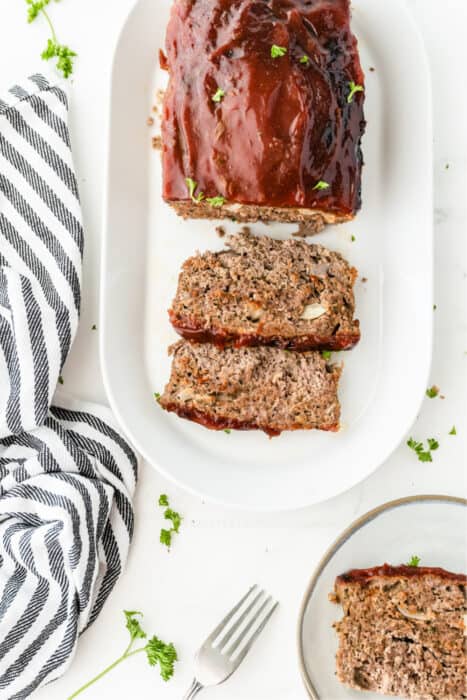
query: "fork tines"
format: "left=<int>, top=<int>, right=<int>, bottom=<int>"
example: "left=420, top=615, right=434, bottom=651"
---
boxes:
left=207, top=584, right=278, bottom=662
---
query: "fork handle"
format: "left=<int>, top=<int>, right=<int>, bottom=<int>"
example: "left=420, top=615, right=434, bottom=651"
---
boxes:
left=182, top=678, right=203, bottom=699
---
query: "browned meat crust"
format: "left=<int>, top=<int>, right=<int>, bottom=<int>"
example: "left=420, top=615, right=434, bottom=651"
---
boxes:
left=337, top=564, right=467, bottom=585
left=168, top=201, right=348, bottom=230
left=170, top=314, right=360, bottom=351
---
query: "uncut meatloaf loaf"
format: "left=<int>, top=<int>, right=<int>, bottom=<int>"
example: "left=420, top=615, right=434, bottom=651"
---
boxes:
left=161, top=0, right=365, bottom=231
left=169, top=231, right=360, bottom=351
left=159, top=341, right=341, bottom=436
left=332, top=564, right=467, bottom=700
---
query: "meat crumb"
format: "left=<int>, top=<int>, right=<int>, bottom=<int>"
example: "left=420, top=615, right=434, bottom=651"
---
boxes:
left=152, top=136, right=163, bottom=150
left=369, top=66, right=375, bottom=72
left=215, top=226, right=226, bottom=238
left=147, top=116, right=154, bottom=126
left=361, top=277, right=368, bottom=283
left=292, top=220, right=324, bottom=238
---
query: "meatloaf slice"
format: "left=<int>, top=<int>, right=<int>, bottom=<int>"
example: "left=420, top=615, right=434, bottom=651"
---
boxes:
left=159, top=341, right=341, bottom=436
left=161, top=0, right=365, bottom=228
left=332, top=564, right=467, bottom=700
left=169, top=232, right=360, bottom=351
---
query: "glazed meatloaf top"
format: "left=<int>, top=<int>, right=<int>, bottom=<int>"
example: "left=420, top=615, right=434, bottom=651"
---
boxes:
left=159, top=341, right=342, bottom=435
left=161, top=0, right=365, bottom=216
left=332, top=564, right=467, bottom=700
left=169, top=231, right=360, bottom=350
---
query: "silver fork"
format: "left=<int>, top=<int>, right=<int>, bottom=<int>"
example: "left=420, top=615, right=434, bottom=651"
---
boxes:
left=183, top=584, right=279, bottom=699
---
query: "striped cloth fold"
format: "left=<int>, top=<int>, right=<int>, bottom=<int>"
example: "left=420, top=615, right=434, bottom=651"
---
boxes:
left=0, top=74, right=137, bottom=699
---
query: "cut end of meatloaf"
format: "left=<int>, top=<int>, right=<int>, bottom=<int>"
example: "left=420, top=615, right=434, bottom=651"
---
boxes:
left=167, top=201, right=351, bottom=231
left=161, top=0, right=365, bottom=224
left=169, top=231, right=360, bottom=351
left=332, top=564, right=467, bottom=700
left=159, top=341, right=342, bottom=436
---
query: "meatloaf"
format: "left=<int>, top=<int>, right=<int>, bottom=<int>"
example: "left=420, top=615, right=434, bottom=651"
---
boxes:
left=332, top=564, right=467, bottom=700
left=159, top=341, right=342, bottom=436
left=169, top=231, right=360, bottom=351
left=161, top=0, right=365, bottom=230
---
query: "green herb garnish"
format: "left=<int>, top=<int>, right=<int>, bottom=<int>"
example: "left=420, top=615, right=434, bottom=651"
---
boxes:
left=26, top=0, right=77, bottom=79
left=224, top=429, right=231, bottom=434
left=186, top=177, right=204, bottom=203
left=271, top=44, right=287, bottom=58
left=158, top=495, right=182, bottom=549
left=347, top=81, right=364, bottom=104
left=67, top=611, right=177, bottom=698
left=449, top=426, right=457, bottom=435
left=351, top=235, right=356, bottom=242
left=313, top=180, right=330, bottom=191
left=91, top=324, right=97, bottom=330
left=407, top=555, right=421, bottom=567
left=212, top=87, right=225, bottom=103
left=58, top=375, right=64, bottom=385
left=321, top=350, right=332, bottom=360
left=206, top=195, right=225, bottom=207
left=299, top=55, right=309, bottom=64
left=407, top=437, right=439, bottom=463
left=426, top=385, right=439, bottom=398
left=154, top=392, right=161, bottom=402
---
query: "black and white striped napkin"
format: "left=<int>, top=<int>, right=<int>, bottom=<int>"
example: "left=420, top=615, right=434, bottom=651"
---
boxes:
left=0, top=74, right=137, bottom=698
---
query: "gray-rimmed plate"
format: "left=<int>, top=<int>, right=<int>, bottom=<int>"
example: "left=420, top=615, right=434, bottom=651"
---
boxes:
left=297, top=495, right=467, bottom=699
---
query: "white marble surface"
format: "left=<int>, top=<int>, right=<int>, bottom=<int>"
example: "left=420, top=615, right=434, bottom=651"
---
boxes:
left=0, top=1, right=466, bottom=698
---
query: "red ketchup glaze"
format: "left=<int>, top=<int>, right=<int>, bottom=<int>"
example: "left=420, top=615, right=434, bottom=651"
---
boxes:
left=161, top=0, right=365, bottom=213
left=161, top=401, right=339, bottom=437
left=169, top=312, right=360, bottom=351
left=337, top=564, right=467, bottom=585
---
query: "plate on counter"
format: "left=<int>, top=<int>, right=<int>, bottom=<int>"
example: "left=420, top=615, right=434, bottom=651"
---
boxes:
left=297, top=495, right=467, bottom=698
left=101, top=0, right=432, bottom=510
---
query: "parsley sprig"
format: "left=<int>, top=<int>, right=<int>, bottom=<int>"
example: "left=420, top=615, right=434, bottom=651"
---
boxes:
left=407, top=437, right=439, bottom=462
left=313, top=180, right=330, bottom=191
left=426, top=385, right=440, bottom=399
left=158, top=494, right=182, bottom=549
left=185, top=178, right=225, bottom=207
left=271, top=44, right=287, bottom=58
left=407, top=555, right=421, bottom=567
left=347, top=80, right=364, bottom=104
left=26, top=0, right=77, bottom=79
left=67, top=611, right=177, bottom=699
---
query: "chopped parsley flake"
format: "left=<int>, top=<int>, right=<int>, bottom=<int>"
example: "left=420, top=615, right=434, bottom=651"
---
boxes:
left=347, top=81, right=364, bottom=103
left=91, top=324, right=97, bottom=330
left=206, top=195, right=225, bottom=207
left=299, top=55, right=309, bottom=64
left=154, top=392, right=161, bottom=402
left=186, top=177, right=204, bottom=203
left=212, top=87, right=225, bottom=103
left=407, top=436, right=439, bottom=463
left=160, top=529, right=172, bottom=547
left=58, top=375, right=64, bottom=385
left=271, top=44, right=287, bottom=58
left=313, top=180, right=330, bottom=191
left=224, top=429, right=231, bottom=434
left=158, top=495, right=182, bottom=549
left=351, top=235, right=356, bottom=242
left=449, top=425, right=457, bottom=435
left=321, top=350, right=332, bottom=360
left=426, top=385, right=439, bottom=398
left=407, top=555, right=421, bottom=567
